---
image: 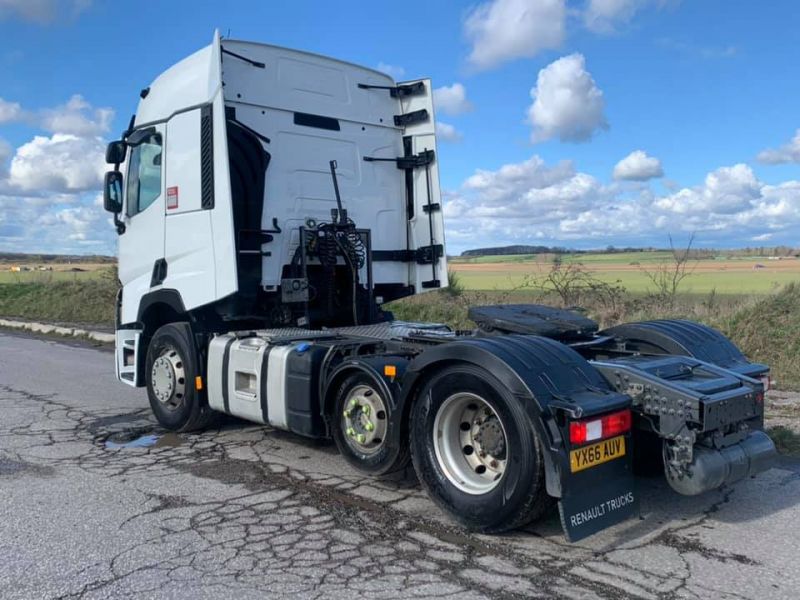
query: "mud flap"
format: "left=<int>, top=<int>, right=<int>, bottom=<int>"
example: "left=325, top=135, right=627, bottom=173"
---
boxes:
left=557, top=432, right=638, bottom=542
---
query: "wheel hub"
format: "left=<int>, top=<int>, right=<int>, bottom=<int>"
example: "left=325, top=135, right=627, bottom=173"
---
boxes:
left=475, top=419, right=506, bottom=458
left=433, top=393, right=508, bottom=495
left=341, top=385, right=387, bottom=455
left=151, top=348, right=186, bottom=411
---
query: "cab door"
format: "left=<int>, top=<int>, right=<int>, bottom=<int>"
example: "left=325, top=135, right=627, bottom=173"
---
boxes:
left=118, top=30, right=238, bottom=326
left=118, top=124, right=167, bottom=323
left=396, top=78, right=449, bottom=292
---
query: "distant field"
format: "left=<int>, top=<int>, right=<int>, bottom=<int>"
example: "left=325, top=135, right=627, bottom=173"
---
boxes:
left=452, top=251, right=676, bottom=265
left=449, top=253, right=800, bottom=294
left=0, top=263, right=110, bottom=283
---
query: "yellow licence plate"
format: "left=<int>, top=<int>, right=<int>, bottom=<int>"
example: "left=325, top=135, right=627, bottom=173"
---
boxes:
left=570, top=435, right=626, bottom=473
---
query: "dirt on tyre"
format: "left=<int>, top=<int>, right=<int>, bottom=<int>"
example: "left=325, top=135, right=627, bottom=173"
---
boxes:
left=145, top=322, right=215, bottom=432
left=331, top=372, right=409, bottom=477
left=410, top=364, right=552, bottom=533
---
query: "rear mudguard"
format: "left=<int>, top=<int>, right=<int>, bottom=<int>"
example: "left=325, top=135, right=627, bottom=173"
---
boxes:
left=602, top=319, right=768, bottom=379
left=400, top=334, right=637, bottom=541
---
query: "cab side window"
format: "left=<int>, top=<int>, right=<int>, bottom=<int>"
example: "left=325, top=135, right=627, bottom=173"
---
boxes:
left=126, top=133, right=163, bottom=217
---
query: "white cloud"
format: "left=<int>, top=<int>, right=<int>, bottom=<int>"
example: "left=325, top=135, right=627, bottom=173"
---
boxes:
left=654, top=164, right=760, bottom=215
left=0, top=190, right=114, bottom=253
left=465, top=0, right=566, bottom=70
left=433, top=83, right=473, bottom=116
left=613, top=150, right=664, bottom=181
left=442, top=155, right=800, bottom=254
left=0, top=98, right=23, bottom=123
left=375, top=62, right=405, bottom=80
left=39, top=94, right=113, bottom=136
left=757, top=129, right=800, bottom=165
left=436, top=122, right=463, bottom=143
left=8, top=133, right=106, bottom=193
left=0, top=93, right=117, bottom=254
left=584, top=0, right=648, bottom=33
left=463, top=155, right=575, bottom=200
left=0, top=0, right=92, bottom=24
left=0, top=138, right=11, bottom=177
left=527, top=53, right=608, bottom=143
left=0, top=93, right=113, bottom=134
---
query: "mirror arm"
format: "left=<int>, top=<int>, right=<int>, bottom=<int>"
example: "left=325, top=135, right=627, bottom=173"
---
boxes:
left=113, top=212, right=126, bottom=235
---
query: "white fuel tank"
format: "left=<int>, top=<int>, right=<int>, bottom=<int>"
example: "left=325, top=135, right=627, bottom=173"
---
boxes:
left=207, top=333, right=323, bottom=429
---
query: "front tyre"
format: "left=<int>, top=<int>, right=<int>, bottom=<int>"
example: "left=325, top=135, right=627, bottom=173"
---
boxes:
left=410, top=365, right=552, bottom=533
left=145, top=322, right=215, bottom=432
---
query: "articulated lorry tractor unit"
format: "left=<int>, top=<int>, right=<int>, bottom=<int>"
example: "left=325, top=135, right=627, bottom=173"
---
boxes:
left=104, top=32, right=776, bottom=541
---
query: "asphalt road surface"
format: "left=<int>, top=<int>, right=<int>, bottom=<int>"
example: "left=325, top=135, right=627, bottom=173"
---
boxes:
left=1, top=332, right=799, bottom=600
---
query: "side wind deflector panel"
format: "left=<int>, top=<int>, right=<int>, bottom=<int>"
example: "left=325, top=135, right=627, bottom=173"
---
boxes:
left=396, top=78, right=448, bottom=292
left=207, top=30, right=239, bottom=300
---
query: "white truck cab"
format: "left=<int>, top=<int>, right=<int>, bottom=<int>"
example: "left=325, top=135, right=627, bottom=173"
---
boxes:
left=106, top=31, right=447, bottom=384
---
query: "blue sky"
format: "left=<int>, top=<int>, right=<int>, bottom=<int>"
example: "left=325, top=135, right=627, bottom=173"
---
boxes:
left=1, top=0, right=799, bottom=255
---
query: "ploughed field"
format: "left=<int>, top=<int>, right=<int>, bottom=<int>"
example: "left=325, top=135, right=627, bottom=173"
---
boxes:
left=449, top=252, right=800, bottom=294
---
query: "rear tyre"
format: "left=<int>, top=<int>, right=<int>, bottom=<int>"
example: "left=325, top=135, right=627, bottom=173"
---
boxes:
left=145, top=322, right=215, bottom=432
left=331, top=373, right=409, bottom=476
left=410, top=365, right=552, bottom=533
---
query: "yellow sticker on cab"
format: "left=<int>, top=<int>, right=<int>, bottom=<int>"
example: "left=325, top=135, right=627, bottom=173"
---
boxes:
left=570, top=435, right=626, bottom=473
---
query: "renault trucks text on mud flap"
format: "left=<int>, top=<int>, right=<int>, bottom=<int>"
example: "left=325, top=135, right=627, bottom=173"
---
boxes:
left=103, top=32, right=777, bottom=541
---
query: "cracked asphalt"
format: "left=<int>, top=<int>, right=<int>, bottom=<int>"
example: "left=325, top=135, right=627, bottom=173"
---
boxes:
left=1, top=332, right=799, bottom=599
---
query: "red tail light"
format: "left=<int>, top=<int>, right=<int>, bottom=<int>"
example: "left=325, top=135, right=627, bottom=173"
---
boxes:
left=569, top=409, right=632, bottom=445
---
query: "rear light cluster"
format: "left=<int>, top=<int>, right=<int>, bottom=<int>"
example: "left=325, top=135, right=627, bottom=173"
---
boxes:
left=569, top=409, right=632, bottom=445
left=760, top=375, right=771, bottom=393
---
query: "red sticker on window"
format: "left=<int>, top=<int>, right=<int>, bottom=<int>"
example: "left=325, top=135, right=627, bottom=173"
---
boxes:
left=167, top=186, right=179, bottom=209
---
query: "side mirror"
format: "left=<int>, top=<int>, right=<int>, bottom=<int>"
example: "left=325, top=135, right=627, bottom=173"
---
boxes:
left=105, top=140, right=127, bottom=165
left=103, top=171, right=123, bottom=214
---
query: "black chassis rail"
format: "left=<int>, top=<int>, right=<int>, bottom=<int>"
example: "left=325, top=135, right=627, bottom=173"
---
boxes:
left=590, top=354, right=765, bottom=467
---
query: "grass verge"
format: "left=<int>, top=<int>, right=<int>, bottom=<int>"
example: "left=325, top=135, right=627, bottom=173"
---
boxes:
left=766, top=426, right=800, bottom=457
left=1, top=271, right=799, bottom=391
left=0, top=270, right=117, bottom=325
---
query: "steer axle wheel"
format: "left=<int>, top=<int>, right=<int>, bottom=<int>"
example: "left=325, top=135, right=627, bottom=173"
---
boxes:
left=332, top=373, right=408, bottom=476
left=411, top=365, right=552, bottom=533
left=145, top=322, right=215, bottom=432
left=150, top=349, right=186, bottom=411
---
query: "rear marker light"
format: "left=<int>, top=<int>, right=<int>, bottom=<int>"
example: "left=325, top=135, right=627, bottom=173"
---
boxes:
left=570, top=409, right=632, bottom=445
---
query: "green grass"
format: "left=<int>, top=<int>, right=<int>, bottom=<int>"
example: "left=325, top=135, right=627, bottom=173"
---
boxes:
left=452, top=251, right=678, bottom=265
left=0, top=270, right=106, bottom=283
left=713, top=283, right=800, bottom=390
left=0, top=276, right=117, bottom=325
left=766, top=426, right=800, bottom=457
left=453, top=269, right=799, bottom=295
left=2, top=263, right=799, bottom=391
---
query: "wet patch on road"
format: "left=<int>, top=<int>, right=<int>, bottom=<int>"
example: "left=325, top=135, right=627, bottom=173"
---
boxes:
left=0, top=455, right=55, bottom=477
